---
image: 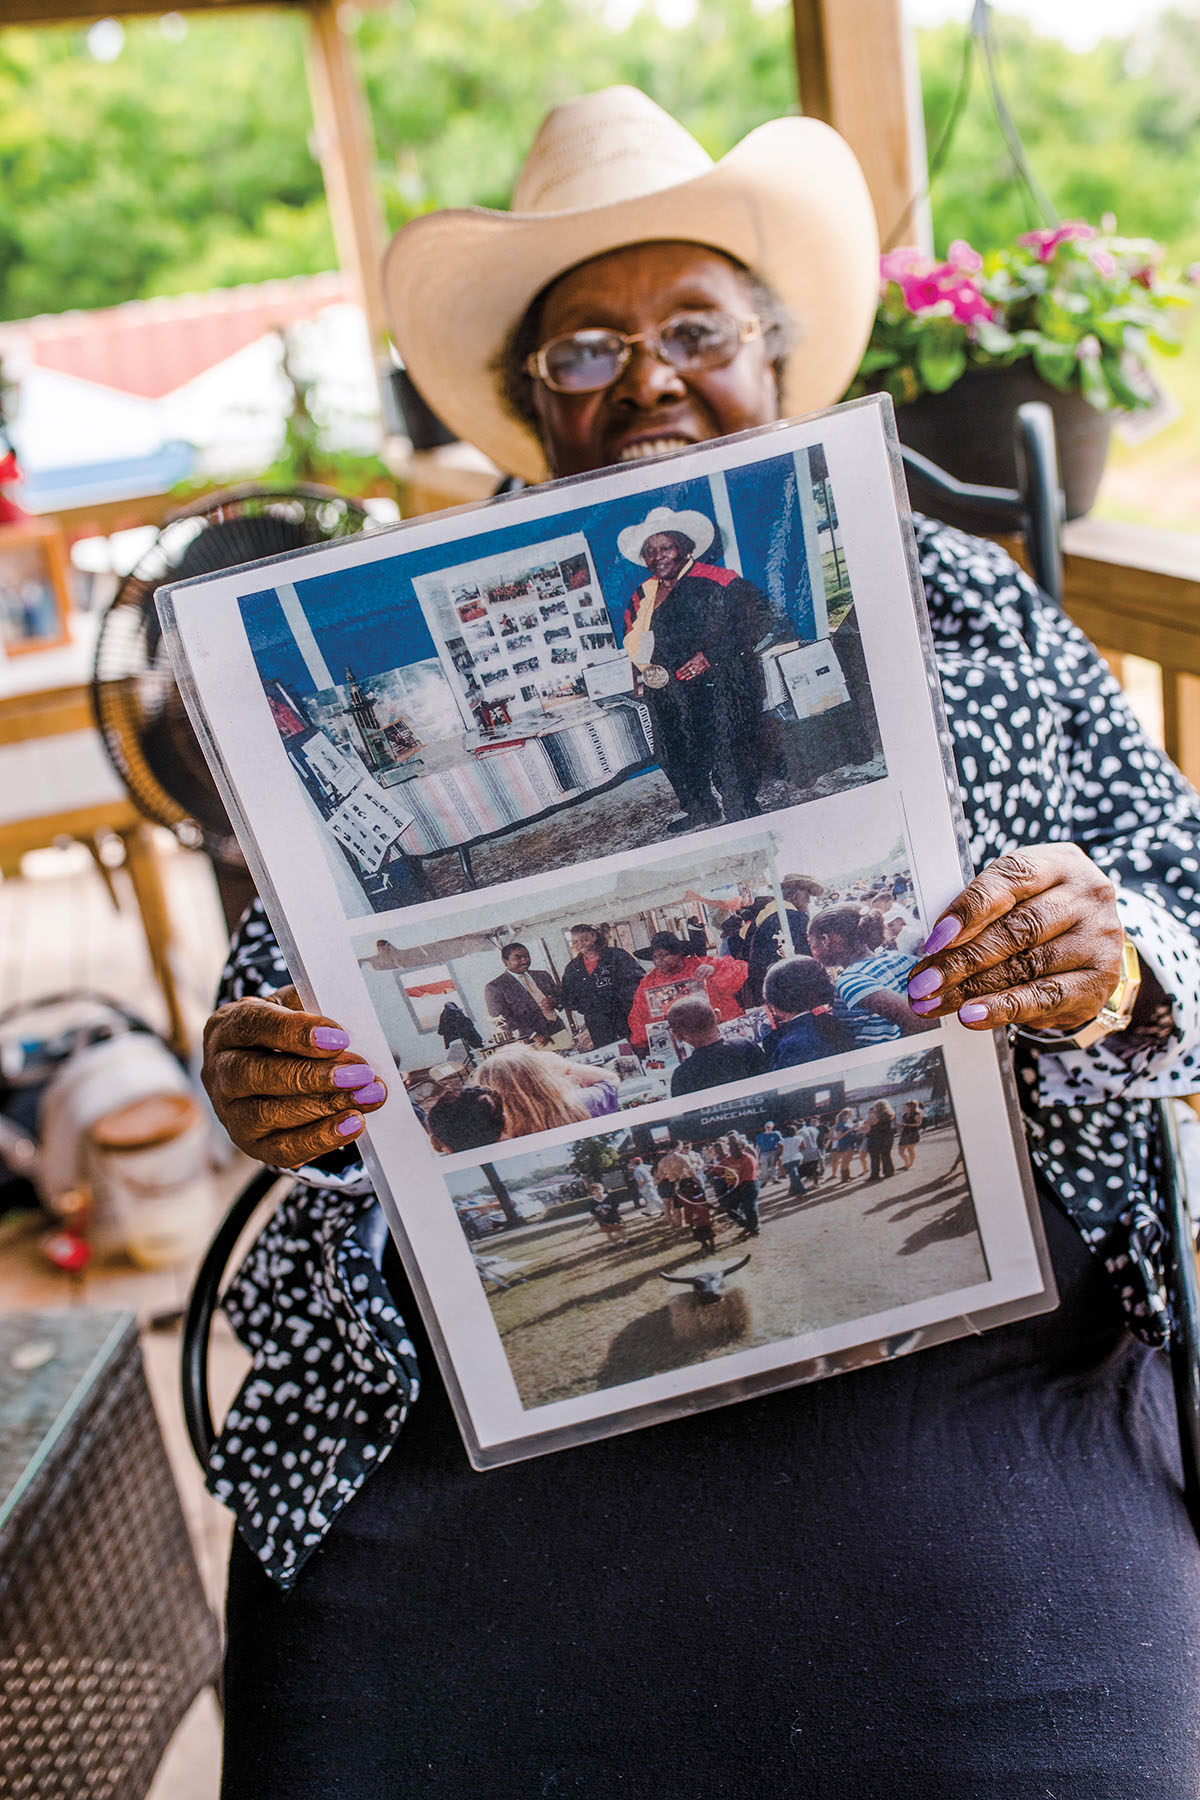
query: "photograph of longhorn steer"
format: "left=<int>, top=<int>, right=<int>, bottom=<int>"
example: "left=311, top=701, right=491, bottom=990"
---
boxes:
left=659, top=1255, right=751, bottom=1303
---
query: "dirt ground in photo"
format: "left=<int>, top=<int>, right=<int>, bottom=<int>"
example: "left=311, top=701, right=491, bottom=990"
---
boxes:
left=420, top=754, right=889, bottom=898
left=480, top=1124, right=985, bottom=1408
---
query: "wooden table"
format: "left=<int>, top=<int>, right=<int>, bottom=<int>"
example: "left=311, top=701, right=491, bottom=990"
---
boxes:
left=0, top=622, right=190, bottom=1054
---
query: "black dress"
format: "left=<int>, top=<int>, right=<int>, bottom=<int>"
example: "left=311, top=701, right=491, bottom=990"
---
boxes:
left=221, top=1193, right=1200, bottom=1799
left=623, top=560, right=783, bottom=822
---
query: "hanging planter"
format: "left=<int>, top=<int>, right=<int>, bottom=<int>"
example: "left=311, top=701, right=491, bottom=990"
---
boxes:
left=894, top=364, right=1112, bottom=529
left=846, top=226, right=1196, bottom=525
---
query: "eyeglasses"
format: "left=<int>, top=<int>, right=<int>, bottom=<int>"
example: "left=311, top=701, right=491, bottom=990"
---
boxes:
left=526, top=309, right=763, bottom=395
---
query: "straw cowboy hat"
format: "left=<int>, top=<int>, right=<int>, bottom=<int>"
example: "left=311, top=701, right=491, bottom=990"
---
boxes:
left=384, top=86, right=879, bottom=484
left=617, top=505, right=716, bottom=566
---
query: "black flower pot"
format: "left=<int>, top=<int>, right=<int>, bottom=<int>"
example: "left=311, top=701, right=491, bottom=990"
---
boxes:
left=893, top=365, right=1112, bottom=533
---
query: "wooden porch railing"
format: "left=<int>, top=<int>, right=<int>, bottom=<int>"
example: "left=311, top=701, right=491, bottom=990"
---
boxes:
left=996, top=517, right=1200, bottom=788
left=1059, top=519, right=1200, bottom=790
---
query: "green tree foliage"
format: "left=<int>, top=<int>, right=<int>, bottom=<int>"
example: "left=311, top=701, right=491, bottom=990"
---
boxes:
left=0, top=2, right=1198, bottom=324
left=0, top=13, right=331, bottom=317
left=917, top=12, right=1200, bottom=261
left=358, top=0, right=795, bottom=227
left=569, top=1135, right=619, bottom=1182
left=0, top=0, right=793, bottom=322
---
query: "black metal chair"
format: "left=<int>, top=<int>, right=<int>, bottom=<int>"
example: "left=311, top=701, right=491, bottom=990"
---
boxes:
left=901, top=397, right=1064, bottom=603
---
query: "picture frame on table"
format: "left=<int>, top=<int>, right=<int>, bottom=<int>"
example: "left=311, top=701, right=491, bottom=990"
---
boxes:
left=0, top=522, right=73, bottom=657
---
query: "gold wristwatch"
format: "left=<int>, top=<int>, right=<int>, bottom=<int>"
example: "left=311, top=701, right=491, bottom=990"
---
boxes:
left=1023, top=934, right=1142, bottom=1052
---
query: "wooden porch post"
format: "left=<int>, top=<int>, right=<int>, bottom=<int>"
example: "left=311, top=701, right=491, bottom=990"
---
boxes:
left=791, top=0, right=932, bottom=252
left=304, top=0, right=390, bottom=359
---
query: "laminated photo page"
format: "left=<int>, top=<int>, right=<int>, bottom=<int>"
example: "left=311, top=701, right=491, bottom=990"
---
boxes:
left=159, top=395, right=1056, bottom=1467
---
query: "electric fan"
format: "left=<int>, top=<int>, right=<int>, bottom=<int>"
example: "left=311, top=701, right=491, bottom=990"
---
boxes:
left=92, top=484, right=370, bottom=927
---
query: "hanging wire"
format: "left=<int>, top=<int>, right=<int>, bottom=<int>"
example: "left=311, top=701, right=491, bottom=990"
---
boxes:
left=973, top=0, right=1059, bottom=228
left=881, top=14, right=975, bottom=249
left=880, top=0, right=1058, bottom=252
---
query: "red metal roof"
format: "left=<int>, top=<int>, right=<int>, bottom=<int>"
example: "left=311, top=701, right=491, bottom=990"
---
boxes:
left=0, top=272, right=353, bottom=399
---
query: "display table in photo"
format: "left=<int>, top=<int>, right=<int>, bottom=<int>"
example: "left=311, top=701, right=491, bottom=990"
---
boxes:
left=386, top=697, right=654, bottom=867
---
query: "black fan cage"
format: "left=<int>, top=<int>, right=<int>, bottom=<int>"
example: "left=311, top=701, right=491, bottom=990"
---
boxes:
left=92, top=485, right=370, bottom=864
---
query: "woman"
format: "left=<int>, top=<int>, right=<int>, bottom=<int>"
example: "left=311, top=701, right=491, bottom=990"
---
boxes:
left=864, top=1101, right=897, bottom=1184
left=829, top=1107, right=861, bottom=1185
left=898, top=1099, right=924, bottom=1171
left=204, top=88, right=1200, bottom=1799
left=617, top=506, right=787, bottom=829
left=674, top=1172, right=717, bottom=1254
left=558, top=922, right=644, bottom=1050
left=475, top=1041, right=617, bottom=1138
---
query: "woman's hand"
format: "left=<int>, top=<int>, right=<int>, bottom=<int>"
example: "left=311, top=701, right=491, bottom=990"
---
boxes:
left=906, top=845, right=1125, bottom=1033
left=202, top=986, right=388, bottom=1168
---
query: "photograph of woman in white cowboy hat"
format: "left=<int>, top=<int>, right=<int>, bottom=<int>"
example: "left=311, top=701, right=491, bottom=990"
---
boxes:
left=617, top=502, right=787, bottom=830
left=245, top=430, right=881, bottom=912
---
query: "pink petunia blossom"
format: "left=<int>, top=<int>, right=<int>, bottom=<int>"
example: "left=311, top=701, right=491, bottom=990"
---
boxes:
left=879, top=246, right=930, bottom=290
left=879, top=249, right=994, bottom=324
left=945, top=280, right=994, bottom=325
left=947, top=239, right=983, bottom=274
left=1018, top=222, right=1098, bottom=262
left=898, top=274, right=945, bottom=312
left=1089, top=249, right=1118, bottom=279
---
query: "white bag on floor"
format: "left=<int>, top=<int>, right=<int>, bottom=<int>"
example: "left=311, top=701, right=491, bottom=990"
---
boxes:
left=36, top=1016, right=216, bottom=1266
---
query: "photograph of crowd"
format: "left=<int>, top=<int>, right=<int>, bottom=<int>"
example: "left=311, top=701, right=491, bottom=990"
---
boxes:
left=442, top=1046, right=982, bottom=1408
left=353, top=790, right=933, bottom=1157
left=240, top=440, right=883, bottom=916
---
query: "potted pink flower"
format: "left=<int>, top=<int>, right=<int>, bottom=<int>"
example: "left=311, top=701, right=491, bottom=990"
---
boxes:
left=846, top=223, right=1195, bottom=519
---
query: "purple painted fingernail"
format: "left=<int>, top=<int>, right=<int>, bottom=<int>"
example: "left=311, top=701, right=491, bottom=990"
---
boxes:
left=336, top=1113, right=364, bottom=1136
left=355, top=1081, right=387, bottom=1107
left=908, top=966, right=942, bottom=1000
left=959, top=1002, right=989, bottom=1024
left=332, top=1064, right=376, bottom=1089
left=910, top=997, right=940, bottom=1016
left=923, top=916, right=961, bottom=958
left=312, top=1026, right=350, bottom=1050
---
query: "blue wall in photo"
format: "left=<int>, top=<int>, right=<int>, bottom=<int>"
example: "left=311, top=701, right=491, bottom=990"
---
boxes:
left=582, top=451, right=815, bottom=638
left=726, top=453, right=815, bottom=636
left=241, top=560, right=437, bottom=693
left=239, top=445, right=822, bottom=690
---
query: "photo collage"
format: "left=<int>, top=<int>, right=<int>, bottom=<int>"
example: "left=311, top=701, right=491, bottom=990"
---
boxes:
left=422, top=538, right=617, bottom=724
left=165, top=403, right=1050, bottom=1457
